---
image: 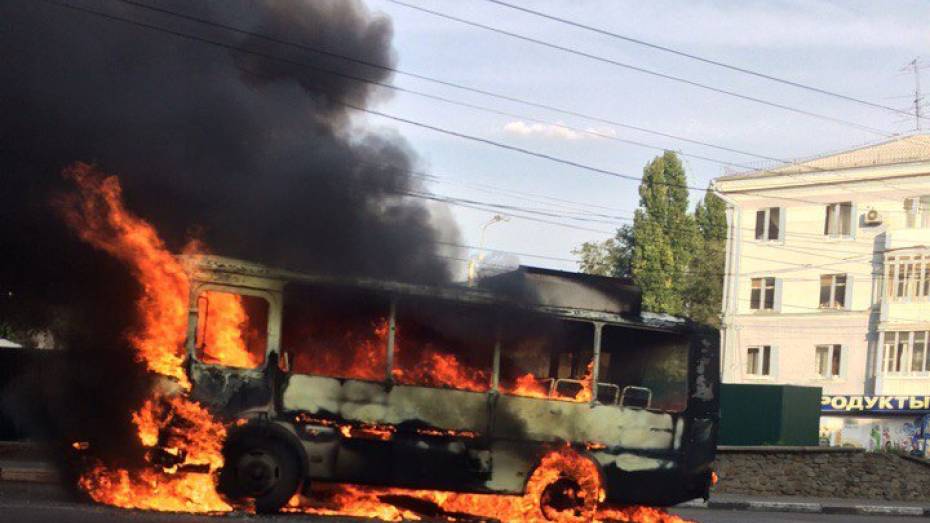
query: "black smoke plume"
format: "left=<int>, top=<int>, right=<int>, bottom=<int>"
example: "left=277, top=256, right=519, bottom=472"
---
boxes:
left=0, top=0, right=458, bottom=448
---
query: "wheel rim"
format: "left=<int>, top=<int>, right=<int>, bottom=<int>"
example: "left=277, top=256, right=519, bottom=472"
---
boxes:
left=235, top=448, right=281, bottom=497
left=540, top=476, right=586, bottom=521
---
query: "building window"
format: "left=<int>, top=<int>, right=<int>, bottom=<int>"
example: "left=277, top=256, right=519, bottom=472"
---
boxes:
left=883, top=331, right=930, bottom=375
left=746, top=346, right=772, bottom=376
left=819, top=274, right=848, bottom=309
left=750, top=277, right=776, bottom=310
left=885, top=255, right=929, bottom=301
left=905, top=196, right=930, bottom=228
left=824, top=202, right=854, bottom=238
left=815, top=344, right=842, bottom=378
left=754, top=207, right=782, bottom=241
left=883, top=331, right=910, bottom=374
left=912, top=332, right=928, bottom=373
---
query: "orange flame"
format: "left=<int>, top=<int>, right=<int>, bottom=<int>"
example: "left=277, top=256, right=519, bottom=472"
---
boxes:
left=290, top=319, right=388, bottom=381
left=288, top=448, right=695, bottom=523
left=59, top=164, right=191, bottom=386
left=196, top=291, right=261, bottom=369
left=505, top=372, right=552, bottom=399
left=60, top=164, right=249, bottom=512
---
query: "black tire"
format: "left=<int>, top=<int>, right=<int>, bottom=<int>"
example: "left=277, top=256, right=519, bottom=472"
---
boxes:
left=539, top=475, right=595, bottom=522
left=218, top=432, right=302, bottom=513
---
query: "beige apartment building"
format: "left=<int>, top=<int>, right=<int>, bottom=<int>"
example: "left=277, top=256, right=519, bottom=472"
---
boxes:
left=712, top=135, right=930, bottom=451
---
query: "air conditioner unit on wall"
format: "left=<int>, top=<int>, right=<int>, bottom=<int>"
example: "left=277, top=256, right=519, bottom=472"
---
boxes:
left=864, top=208, right=883, bottom=225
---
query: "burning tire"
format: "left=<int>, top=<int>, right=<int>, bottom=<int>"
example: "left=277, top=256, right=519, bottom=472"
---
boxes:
left=525, top=449, right=601, bottom=522
left=218, top=432, right=301, bottom=513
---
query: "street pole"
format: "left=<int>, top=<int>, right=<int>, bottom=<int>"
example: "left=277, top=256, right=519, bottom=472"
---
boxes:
left=467, top=214, right=509, bottom=285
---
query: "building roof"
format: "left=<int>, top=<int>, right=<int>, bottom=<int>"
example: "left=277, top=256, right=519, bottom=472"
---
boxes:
left=716, top=134, right=930, bottom=181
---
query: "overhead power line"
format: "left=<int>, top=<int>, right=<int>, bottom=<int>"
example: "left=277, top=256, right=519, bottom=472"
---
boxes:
left=92, top=0, right=927, bottom=195
left=34, top=0, right=727, bottom=193
left=43, top=0, right=925, bottom=212
left=386, top=0, right=896, bottom=137
left=484, top=0, right=929, bottom=123
left=108, top=0, right=774, bottom=168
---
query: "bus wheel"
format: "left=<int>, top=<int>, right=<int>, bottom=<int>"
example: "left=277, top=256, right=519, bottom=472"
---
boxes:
left=219, top=433, right=301, bottom=513
left=540, top=476, right=591, bottom=520
left=526, top=449, right=600, bottom=522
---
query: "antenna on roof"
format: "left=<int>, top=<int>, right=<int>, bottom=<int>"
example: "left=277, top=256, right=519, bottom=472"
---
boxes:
left=902, top=58, right=924, bottom=131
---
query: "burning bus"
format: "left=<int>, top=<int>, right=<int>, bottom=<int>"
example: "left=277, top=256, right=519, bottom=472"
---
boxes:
left=174, top=255, right=718, bottom=515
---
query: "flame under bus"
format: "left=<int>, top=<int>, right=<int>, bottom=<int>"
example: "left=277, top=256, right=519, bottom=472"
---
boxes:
left=180, top=255, right=718, bottom=511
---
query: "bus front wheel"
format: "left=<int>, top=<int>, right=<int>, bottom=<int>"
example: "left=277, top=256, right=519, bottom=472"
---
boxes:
left=219, top=433, right=301, bottom=513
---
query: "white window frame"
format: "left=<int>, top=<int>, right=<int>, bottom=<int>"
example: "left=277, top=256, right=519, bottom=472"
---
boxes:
left=910, top=331, right=929, bottom=374
left=754, top=207, right=784, bottom=242
left=883, top=331, right=910, bottom=375
left=746, top=345, right=774, bottom=378
left=815, top=344, right=844, bottom=379
left=884, top=255, right=929, bottom=302
left=750, top=277, right=780, bottom=311
left=824, top=202, right=856, bottom=239
left=819, top=274, right=851, bottom=309
left=905, top=196, right=930, bottom=229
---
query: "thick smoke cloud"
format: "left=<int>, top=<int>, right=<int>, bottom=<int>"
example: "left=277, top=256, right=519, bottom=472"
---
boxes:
left=0, top=0, right=460, bottom=348
left=0, top=0, right=460, bottom=449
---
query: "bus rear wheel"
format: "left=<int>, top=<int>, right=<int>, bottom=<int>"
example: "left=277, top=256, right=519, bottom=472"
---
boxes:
left=540, top=476, right=592, bottom=521
left=219, top=433, right=301, bottom=513
left=526, top=450, right=601, bottom=522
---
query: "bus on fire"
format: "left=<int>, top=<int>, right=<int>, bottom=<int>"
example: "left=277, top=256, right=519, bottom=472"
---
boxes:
left=179, top=255, right=718, bottom=515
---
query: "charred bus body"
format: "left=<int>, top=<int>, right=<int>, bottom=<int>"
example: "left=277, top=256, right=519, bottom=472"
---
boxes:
left=180, top=256, right=718, bottom=513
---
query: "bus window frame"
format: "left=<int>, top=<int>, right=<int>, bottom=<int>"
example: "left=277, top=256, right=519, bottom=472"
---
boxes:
left=186, top=282, right=281, bottom=372
left=386, top=295, right=498, bottom=392
left=494, top=315, right=603, bottom=405
left=598, top=323, right=691, bottom=414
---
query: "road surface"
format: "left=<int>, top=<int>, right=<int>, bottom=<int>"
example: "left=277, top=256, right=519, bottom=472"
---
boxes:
left=1, top=482, right=922, bottom=522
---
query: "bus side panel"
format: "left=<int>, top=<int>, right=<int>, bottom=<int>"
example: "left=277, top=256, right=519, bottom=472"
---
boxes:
left=281, top=374, right=488, bottom=432
left=489, top=395, right=677, bottom=494
left=492, top=395, right=675, bottom=448
left=282, top=374, right=497, bottom=491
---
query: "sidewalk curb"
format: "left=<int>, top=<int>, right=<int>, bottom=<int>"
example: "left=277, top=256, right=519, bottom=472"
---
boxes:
left=0, top=465, right=61, bottom=484
left=680, top=499, right=930, bottom=517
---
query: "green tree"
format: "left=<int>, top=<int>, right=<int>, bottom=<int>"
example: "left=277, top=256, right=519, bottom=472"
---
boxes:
left=573, top=225, right=634, bottom=277
left=573, top=152, right=726, bottom=322
left=630, top=152, right=698, bottom=315
left=686, top=190, right=727, bottom=325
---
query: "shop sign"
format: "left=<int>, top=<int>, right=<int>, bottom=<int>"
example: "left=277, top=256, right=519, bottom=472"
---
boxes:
left=821, top=395, right=930, bottom=414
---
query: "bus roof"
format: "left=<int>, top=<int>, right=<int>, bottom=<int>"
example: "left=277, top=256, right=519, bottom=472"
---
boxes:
left=179, top=254, right=690, bottom=334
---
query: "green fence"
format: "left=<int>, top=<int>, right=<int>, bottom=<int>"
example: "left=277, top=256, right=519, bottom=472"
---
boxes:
left=718, top=383, right=821, bottom=446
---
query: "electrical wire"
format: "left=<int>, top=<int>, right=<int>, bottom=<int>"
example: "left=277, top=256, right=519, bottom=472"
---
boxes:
left=108, top=0, right=792, bottom=165
left=29, top=0, right=930, bottom=276
left=386, top=0, right=897, bottom=137
left=483, top=0, right=929, bottom=123
left=45, top=0, right=926, bottom=211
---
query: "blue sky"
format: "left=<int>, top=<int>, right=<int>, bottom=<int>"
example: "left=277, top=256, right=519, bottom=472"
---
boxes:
left=355, top=0, right=930, bottom=277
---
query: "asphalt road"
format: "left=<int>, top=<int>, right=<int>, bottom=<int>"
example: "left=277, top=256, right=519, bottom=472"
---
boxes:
left=0, top=482, right=923, bottom=523
left=673, top=509, right=926, bottom=523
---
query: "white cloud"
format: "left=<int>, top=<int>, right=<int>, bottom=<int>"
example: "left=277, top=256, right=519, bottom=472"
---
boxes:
left=503, top=120, right=617, bottom=141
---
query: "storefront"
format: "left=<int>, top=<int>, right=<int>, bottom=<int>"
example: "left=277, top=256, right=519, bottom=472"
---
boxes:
left=820, top=395, right=930, bottom=455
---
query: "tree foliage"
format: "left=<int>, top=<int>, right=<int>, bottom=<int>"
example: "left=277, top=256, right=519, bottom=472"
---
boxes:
left=572, top=225, right=634, bottom=277
left=686, top=191, right=727, bottom=326
left=575, top=151, right=727, bottom=325
left=631, top=152, right=698, bottom=316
